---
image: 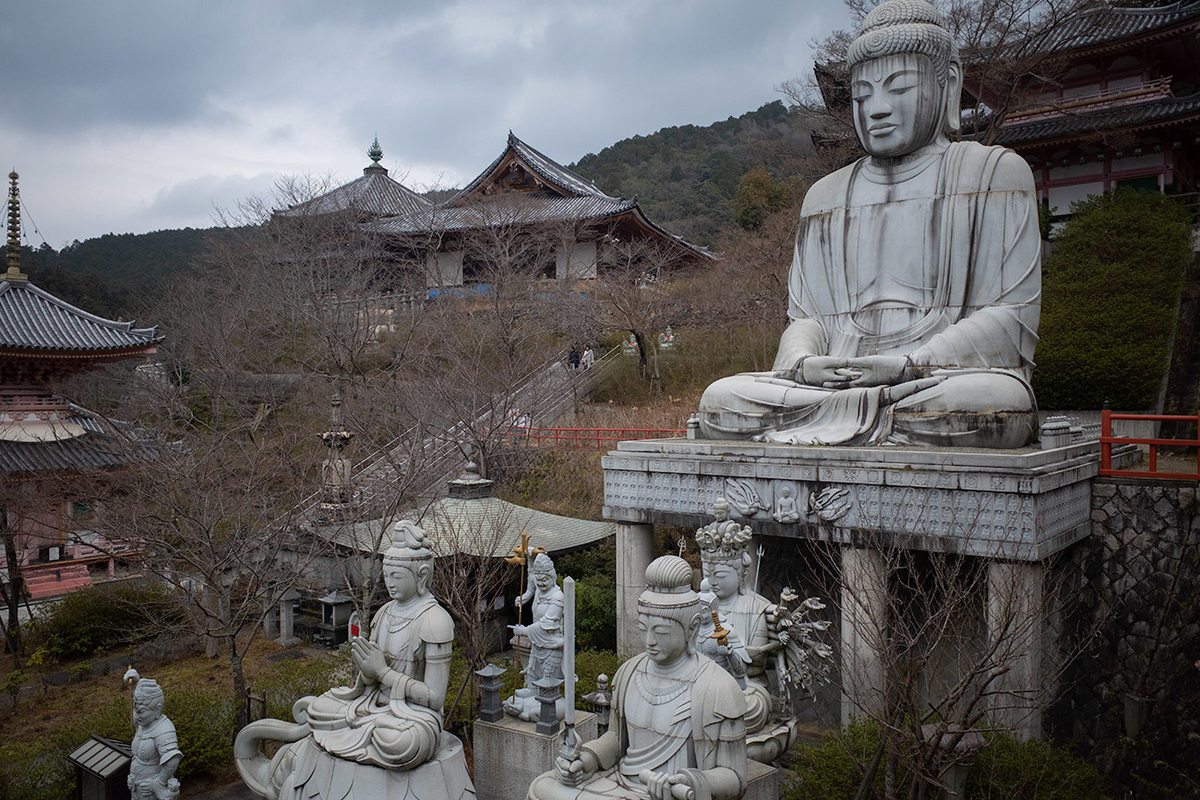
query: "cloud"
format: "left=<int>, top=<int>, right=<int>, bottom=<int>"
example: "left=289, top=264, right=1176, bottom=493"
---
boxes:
left=0, top=0, right=852, bottom=244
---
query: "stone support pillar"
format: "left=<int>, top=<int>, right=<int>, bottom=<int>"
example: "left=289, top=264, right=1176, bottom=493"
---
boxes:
left=616, top=522, right=654, bottom=658
left=841, top=547, right=887, bottom=726
left=987, top=560, right=1045, bottom=740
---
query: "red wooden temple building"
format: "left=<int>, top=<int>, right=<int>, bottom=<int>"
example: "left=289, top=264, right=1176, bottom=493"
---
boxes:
left=0, top=172, right=161, bottom=603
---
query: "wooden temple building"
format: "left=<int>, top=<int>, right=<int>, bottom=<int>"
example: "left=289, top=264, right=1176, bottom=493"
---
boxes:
left=0, top=172, right=161, bottom=601
left=978, top=1, right=1200, bottom=219
left=273, top=134, right=710, bottom=293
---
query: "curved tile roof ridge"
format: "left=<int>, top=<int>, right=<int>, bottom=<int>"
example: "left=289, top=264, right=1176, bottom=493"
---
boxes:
left=1039, top=1, right=1200, bottom=54
left=993, top=90, right=1200, bottom=146
left=0, top=279, right=161, bottom=352
left=276, top=166, right=433, bottom=218
left=447, top=132, right=617, bottom=205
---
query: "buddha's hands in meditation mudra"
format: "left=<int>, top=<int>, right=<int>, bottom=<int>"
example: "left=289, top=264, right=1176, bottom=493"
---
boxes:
left=783, top=355, right=945, bottom=403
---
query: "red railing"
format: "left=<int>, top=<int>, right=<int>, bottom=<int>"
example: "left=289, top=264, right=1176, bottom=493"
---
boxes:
left=496, top=426, right=686, bottom=448
left=1100, top=409, right=1200, bottom=480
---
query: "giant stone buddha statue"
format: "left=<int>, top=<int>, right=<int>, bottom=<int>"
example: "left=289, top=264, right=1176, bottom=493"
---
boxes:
left=699, top=0, right=1041, bottom=449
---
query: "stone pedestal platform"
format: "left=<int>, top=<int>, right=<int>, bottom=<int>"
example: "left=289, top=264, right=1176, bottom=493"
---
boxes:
left=473, top=712, right=597, bottom=800
left=603, top=437, right=1138, bottom=738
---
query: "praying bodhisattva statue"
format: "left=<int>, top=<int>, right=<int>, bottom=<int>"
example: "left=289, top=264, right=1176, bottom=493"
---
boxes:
left=528, top=555, right=748, bottom=800
left=699, top=0, right=1040, bottom=449
left=234, top=521, right=474, bottom=800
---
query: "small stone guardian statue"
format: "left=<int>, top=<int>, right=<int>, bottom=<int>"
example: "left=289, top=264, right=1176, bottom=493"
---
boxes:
left=123, top=669, right=182, bottom=800
left=506, top=552, right=566, bottom=721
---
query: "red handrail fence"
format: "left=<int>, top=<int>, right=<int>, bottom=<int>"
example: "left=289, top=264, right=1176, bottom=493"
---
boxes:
left=1100, top=408, right=1200, bottom=480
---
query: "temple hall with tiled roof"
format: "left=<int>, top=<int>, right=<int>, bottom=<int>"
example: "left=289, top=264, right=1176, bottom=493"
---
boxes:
left=969, top=2, right=1200, bottom=216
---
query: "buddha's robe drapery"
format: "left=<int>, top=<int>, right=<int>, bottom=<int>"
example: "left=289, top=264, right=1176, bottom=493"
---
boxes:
left=700, top=142, right=1041, bottom=448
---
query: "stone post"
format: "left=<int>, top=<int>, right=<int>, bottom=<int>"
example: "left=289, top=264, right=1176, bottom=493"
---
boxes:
left=987, top=560, right=1045, bottom=740
left=277, top=589, right=301, bottom=647
left=841, top=547, right=887, bottom=725
left=616, top=522, right=654, bottom=657
left=534, top=676, right=562, bottom=737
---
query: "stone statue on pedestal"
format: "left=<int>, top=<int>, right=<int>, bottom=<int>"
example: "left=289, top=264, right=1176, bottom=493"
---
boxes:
left=234, top=521, right=474, bottom=800
left=124, top=670, right=182, bottom=800
left=506, top=552, right=566, bottom=721
left=527, top=555, right=747, bottom=800
left=693, top=501, right=793, bottom=763
left=698, top=0, right=1041, bottom=449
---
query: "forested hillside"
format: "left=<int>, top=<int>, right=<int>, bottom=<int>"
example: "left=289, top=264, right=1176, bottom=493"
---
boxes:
left=17, top=227, right=242, bottom=318
left=571, top=101, right=817, bottom=247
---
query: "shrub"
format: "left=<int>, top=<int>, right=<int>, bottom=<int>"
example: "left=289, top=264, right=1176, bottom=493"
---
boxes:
left=784, top=719, right=885, bottom=800
left=1033, top=189, right=1194, bottom=410
left=966, top=734, right=1102, bottom=800
left=785, top=722, right=1100, bottom=800
left=31, top=583, right=186, bottom=660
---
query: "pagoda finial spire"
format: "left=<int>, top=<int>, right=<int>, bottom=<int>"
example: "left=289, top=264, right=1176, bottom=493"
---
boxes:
left=367, top=136, right=383, bottom=164
left=6, top=171, right=28, bottom=283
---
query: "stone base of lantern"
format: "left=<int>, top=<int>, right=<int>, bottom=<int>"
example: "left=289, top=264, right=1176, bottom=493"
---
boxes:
left=472, top=712, right=597, bottom=800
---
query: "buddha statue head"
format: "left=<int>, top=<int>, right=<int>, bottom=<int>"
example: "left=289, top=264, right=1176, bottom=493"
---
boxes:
left=382, top=520, right=435, bottom=602
left=846, top=0, right=962, bottom=158
left=132, top=678, right=166, bottom=727
left=695, top=508, right=753, bottom=601
left=637, top=555, right=702, bottom=664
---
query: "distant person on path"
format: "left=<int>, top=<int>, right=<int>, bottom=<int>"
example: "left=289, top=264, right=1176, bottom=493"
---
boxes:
left=582, top=346, right=595, bottom=370
left=568, top=346, right=581, bottom=373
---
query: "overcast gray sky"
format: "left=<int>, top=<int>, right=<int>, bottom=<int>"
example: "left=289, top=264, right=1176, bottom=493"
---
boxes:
left=1, top=1, right=849, bottom=248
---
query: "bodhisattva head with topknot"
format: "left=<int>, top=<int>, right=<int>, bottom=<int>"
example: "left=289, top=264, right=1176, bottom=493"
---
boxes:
left=637, top=555, right=702, bottom=663
left=846, top=0, right=962, bottom=158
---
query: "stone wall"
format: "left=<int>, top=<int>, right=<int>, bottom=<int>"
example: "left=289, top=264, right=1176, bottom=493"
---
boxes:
left=1050, top=479, right=1200, bottom=795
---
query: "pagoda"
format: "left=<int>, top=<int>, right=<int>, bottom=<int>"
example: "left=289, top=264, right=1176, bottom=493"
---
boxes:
left=0, top=171, right=161, bottom=601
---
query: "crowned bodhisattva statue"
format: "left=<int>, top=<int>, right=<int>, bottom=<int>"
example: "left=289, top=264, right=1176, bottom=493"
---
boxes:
left=234, top=521, right=474, bottom=800
left=699, top=0, right=1041, bottom=449
left=528, top=555, right=748, bottom=800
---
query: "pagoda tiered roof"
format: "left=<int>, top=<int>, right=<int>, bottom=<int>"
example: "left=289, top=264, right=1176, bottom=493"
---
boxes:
left=0, top=277, right=161, bottom=357
left=993, top=90, right=1200, bottom=148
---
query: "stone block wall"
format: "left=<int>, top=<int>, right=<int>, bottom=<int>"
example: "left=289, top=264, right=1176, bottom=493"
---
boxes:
left=1050, top=479, right=1200, bottom=795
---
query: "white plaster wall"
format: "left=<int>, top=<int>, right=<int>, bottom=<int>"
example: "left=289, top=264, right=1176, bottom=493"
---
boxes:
left=1111, top=153, right=1164, bottom=172
left=426, top=250, right=464, bottom=287
left=555, top=240, right=598, bottom=280
left=1048, top=182, right=1104, bottom=211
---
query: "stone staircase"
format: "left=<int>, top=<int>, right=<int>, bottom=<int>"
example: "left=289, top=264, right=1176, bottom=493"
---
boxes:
left=23, top=562, right=92, bottom=599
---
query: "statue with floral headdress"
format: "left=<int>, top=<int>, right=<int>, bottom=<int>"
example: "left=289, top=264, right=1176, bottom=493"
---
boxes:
left=234, top=520, right=475, bottom=800
left=694, top=498, right=832, bottom=763
left=123, top=669, right=182, bottom=800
